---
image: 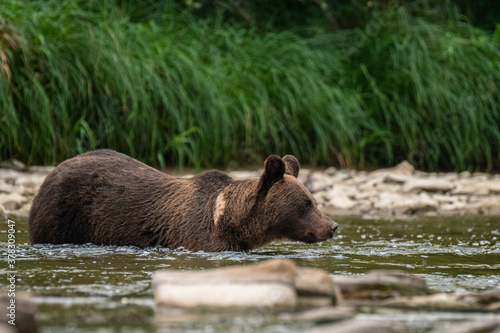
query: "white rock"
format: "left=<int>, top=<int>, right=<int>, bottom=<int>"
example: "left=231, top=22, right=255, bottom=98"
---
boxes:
left=374, top=183, right=404, bottom=193
left=431, top=194, right=452, bottom=203
left=374, top=192, right=437, bottom=215
left=414, top=171, right=431, bottom=177
left=15, top=173, right=46, bottom=188
left=0, top=192, right=27, bottom=211
left=320, top=201, right=371, bottom=216
left=314, top=190, right=328, bottom=202
left=487, top=180, right=500, bottom=193
left=0, top=169, right=22, bottom=182
left=471, top=172, right=491, bottom=181
left=369, top=160, right=415, bottom=178
left=12, top=202, right=32, bottom=218
left=439, top=201, right=468, bottom=212
left=0, top=182, right=15, bottom=193
left=452, top=180, right=490, bottom=196
left=468, top=197, right=500, bottom=214
left=392, top=195, right=425, bottom=209
left=328, top=196, right=357, bottom=209
left=309, top=172, right=334, bottom=193
left=153, top=259, right=298, bottom=310
left=393, top=160, right=415, bottom=175
left=323, top=166, right=337, bottom=176
left=469, top=197, right=500, bottom=206
left=316, top=184, right=358, bottom=202
left=356, top=176, right=385, bottom=192
left=227, top=170, right=261, bottom=179
left=155, top=283, right=296, bottom=309
left=332, top=270, right=427, bottom=299
left=459, top=171, right=472, bottom=178
left=331, top=169, right=353, bottom=182
left=297, top=168, right=313, bottom=188
left=382, top=173, right=413, bottom=184
left=433, top=194, right=467, bottom=204
left=295, top=267, right=342, bottom=303
left=403, top=178, right=454, bottom=193
left=437, top=172, right=460, bottom=181
left=373, top=193, right=402, bottom=209
left=353, top=191, right=378, bottom=201
left=345, top=174, right=369, bottom=187
left=13, top=185, right=37, bottom=196
left=0, top=159, right=26, bottom=171
left=356, top=171, right=368, bottom=177
left=355, top=200, right=372, bottom=211
left=419, top=192, right=438, bottom=208
left=27, top=166, right=56, bottom=174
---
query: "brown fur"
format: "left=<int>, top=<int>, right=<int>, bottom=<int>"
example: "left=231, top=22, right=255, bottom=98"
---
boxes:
left=29, top=150, right=338, bottom=252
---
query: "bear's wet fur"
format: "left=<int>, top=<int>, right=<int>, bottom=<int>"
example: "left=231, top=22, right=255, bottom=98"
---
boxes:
left=29, top=150, right=338, bottom=251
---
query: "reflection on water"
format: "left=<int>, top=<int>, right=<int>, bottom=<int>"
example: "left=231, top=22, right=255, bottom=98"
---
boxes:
left=1, top=215, right=499, bottom=332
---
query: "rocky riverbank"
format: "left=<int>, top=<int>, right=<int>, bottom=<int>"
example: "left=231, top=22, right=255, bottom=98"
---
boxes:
left=229, top=160, right=500, bottom=217
left=1, top=161, right=500, bottom=219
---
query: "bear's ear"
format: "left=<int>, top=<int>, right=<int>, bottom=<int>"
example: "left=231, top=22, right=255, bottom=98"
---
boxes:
left=257, top=155, right=285, bottom=193
left=282, top=155, right=300, bottom=178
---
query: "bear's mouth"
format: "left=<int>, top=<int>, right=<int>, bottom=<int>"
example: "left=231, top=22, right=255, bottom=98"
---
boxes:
left=307, top=229, right=335, bottom=243
left=288, top=229, right=334, bottom=244
left=303, top=232, right=323, bottom=244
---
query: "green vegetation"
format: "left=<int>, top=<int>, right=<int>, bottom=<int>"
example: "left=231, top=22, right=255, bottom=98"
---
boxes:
left=1, top=0, right=499, bottom=171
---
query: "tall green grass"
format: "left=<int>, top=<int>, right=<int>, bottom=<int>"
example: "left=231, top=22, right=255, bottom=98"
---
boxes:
left=0, top=0, right=499, bottom=171
left=340, top=4, right=500, bottom=171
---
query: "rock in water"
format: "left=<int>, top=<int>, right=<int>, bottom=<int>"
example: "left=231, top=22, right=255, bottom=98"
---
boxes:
left=153, top=259, right=298, bottom=310
left=0, top=291, right=38, bottom=333
left=153, top=259, right=343, bottom=311
left=332, top=270, right=428, bottom=299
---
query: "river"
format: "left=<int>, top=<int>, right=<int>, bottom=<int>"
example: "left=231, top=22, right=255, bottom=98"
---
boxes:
left=2, top=215, right=499, bottom=332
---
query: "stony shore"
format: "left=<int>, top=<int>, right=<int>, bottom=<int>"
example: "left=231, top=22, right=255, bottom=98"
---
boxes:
left=1, top=161, right=500, bottom=219
left=228, top=160, right=500, bottom=217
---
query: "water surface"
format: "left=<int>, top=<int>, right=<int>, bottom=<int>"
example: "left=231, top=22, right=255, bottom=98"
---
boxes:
left=1, top=216, right=499, bottom=332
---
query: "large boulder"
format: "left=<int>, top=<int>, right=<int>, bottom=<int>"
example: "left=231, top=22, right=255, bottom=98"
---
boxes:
left=153, top=259, right=342, bottom=311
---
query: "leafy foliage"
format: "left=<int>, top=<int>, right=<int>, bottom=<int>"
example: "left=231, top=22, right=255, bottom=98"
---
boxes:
left=0, top=0, right=499, bottom=171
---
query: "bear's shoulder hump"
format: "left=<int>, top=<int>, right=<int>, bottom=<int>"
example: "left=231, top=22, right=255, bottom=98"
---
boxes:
left=193, top=170, right=232, bottom=184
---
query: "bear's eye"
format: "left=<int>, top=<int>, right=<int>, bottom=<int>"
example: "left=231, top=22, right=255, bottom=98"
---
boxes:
left=295, top=200, right=311, bottom=216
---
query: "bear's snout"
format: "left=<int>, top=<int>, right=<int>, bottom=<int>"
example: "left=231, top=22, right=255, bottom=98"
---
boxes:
left=312, top=214, right=338, bottom=242
left=324, top=216, right=338, bottom=238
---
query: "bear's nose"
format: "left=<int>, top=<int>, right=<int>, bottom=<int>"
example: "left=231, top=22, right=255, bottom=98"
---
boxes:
left=330, top=222, right=339, bottom=233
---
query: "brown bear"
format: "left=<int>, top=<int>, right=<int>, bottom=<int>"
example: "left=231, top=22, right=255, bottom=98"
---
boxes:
left=29, top=150, right=338, bottom=252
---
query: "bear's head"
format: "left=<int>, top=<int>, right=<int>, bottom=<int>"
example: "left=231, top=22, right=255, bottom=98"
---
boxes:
left=257, top=155, right=338, bottom=244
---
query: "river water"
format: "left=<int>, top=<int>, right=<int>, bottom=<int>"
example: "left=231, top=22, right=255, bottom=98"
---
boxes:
left=2, top=216, right=499, bottom=332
